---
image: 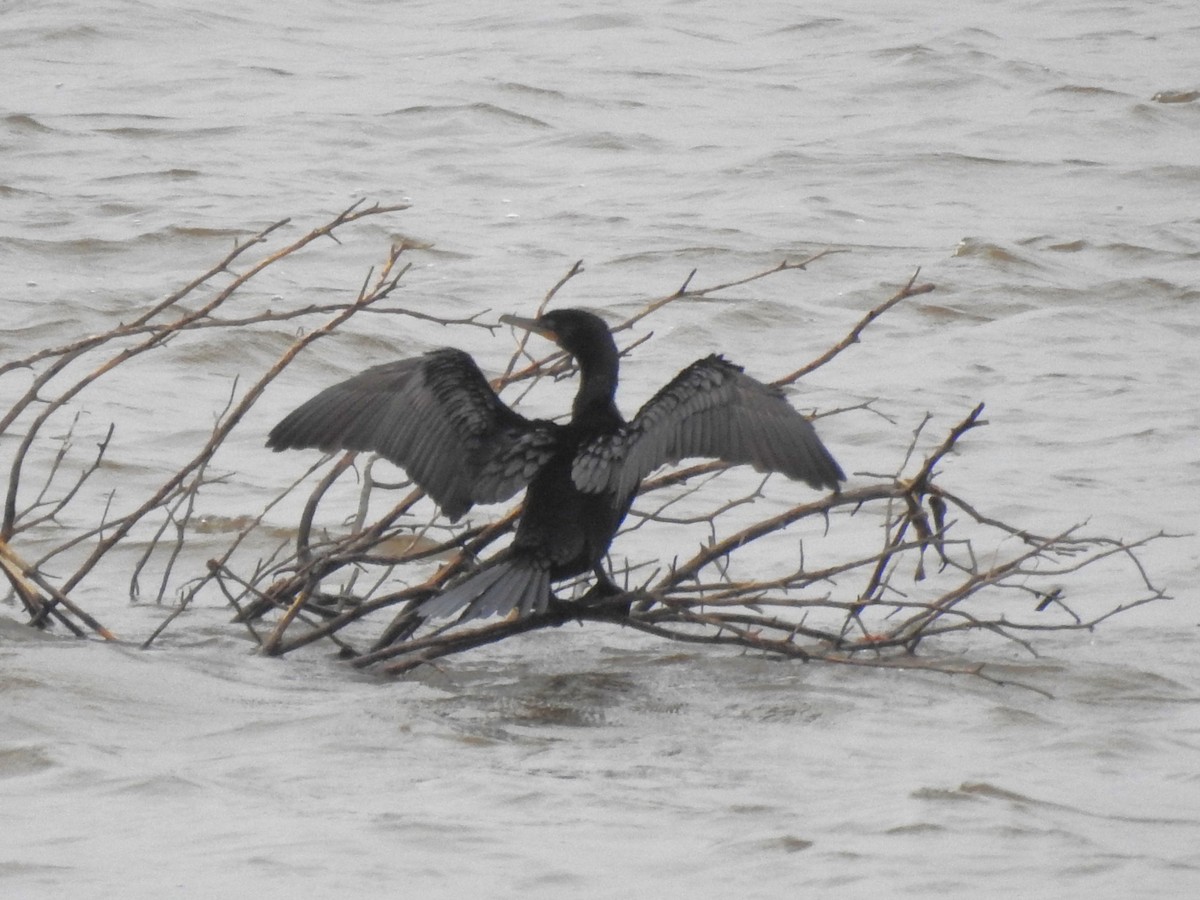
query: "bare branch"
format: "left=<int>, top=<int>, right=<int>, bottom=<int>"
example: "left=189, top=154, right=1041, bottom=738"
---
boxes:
left=0, top=218, right=1168, bottom=687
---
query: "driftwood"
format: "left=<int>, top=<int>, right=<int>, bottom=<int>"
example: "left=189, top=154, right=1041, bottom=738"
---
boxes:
left=0, top=202, right=1170, bottom=690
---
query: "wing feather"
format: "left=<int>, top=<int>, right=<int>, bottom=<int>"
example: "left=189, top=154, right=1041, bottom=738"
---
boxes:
left=268, top=348, right=556, bottom=520
left=573, top=355, right=845, bottom=499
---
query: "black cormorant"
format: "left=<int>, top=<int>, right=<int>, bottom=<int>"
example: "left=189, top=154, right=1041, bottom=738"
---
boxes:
left=267, top=309, right=845, bottom=621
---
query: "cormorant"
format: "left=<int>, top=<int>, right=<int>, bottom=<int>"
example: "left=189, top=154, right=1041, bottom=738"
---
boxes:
left=267, top=309, right=844, bottom=621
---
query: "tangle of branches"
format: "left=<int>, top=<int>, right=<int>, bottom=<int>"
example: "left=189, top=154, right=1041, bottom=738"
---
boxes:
left=0, top=201, right=1170, bottom=691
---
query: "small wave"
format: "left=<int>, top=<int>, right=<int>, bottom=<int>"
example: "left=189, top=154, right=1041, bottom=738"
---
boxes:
left=34, top=23, right=104, bottom=42
left=95, top=168, right=203, bottom=183
left=386, top=102, right=550, bottom=130
left=0, top=182, right=37, bottom=198
left=545, top=130, right=663, bottom=152
left=3, top=113, right=55, bottom=134
left=95, top=123, right=243, bottom=140
left=953, top=237, right=1043, bottom=269
left=1046, top=239, right=1088, bottom=253
left=0, top=745, right=56, bottom=778
left=923, top=151, right=1054, bottom=169
left=1, top=224, right=256, bottom=258
left=558, top=13, right=640, bottom=30
left=498, top=81, right=566, bottom=100
left=912, top=772, right=1200, bottom=831
left=1049, top=83, right=1131, bottom=99
left=1151, top=89, right=1200, bottom=104
left=773, top=17, right=846, bottom=34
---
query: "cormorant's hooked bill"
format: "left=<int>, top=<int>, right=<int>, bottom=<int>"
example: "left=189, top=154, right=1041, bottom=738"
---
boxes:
left=268, top=308, right=844, bottom=622
left=498, top=313, right=556, bottom=341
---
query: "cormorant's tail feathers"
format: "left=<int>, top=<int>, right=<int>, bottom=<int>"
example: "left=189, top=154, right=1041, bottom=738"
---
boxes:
left=420, top=560, right=551, bottom=622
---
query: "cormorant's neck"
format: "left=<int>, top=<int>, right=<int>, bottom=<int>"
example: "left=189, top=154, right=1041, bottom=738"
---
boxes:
left=571, top=336, right=621, bottom=423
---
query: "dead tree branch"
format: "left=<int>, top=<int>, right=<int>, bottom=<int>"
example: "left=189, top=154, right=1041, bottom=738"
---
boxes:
left=0, top=212, right=1169, bottom=690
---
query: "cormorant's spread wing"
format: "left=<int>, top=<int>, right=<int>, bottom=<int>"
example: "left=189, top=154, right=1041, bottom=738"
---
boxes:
left=572, top=355, right=844, bottom=500
left=268, top=348, right=556, bottom=520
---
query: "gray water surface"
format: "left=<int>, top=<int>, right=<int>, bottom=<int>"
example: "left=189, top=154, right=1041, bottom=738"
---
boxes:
left=3, top=2, right=1199, bottom=897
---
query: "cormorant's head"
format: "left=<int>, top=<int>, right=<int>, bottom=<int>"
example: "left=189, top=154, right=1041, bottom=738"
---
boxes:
left=499, top=308, right=615, bottom=362
left=501, top=308, right=621, bottom=408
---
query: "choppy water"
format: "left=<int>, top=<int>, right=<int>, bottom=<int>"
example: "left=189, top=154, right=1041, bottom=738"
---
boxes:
left=3, top=1, right=1199, bottom=897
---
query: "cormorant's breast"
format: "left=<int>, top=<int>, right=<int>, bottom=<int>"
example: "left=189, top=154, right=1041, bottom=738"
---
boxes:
left=512, top=417, right=627, bottom=581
